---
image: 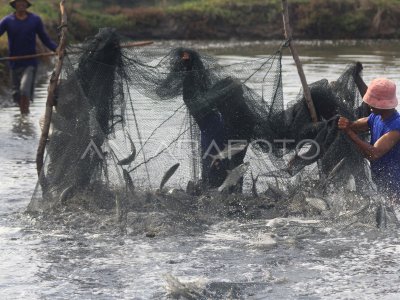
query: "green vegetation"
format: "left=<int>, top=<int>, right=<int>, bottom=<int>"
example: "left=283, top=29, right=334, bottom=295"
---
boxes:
left=1, top=0, right=399, bottom=89
left=0, top=0, right=400, bottom=50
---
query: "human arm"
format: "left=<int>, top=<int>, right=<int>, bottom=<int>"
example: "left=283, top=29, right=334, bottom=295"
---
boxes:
left=342, top=128, right=400, bottom=161
left=0, top=16, right=8, bottom=37
left=36, top=16, right=57, bottom=51
left=338, top=116, right=369, bottom=133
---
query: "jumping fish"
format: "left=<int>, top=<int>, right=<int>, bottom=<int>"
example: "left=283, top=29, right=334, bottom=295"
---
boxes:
left=209, top=142, right=248, bottom=166
left=250, top=171, right=259, bottom=198
left=218, top=162, right=250, bottom=192
left=376, top=203, right=387, bottom=229
left=59, top=185, right=74, bottom=205
left=159, top=163, right=180, bottom=190
left=265, top=182, right=289, bottom=200
left=315, top=157, right=346, bottom=195
left=286, top=127, right=327, bottom=176
left=325, top=157, right=346, bottom=182
left=346, top=174, right=357, bottom=192
left=117, top=134, right=136, bottom=166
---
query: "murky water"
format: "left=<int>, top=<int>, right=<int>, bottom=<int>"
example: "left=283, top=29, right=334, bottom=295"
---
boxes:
left=1, top=40, right=400, bottom=299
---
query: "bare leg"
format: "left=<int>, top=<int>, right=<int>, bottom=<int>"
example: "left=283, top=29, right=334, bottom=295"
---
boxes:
left=19, top=66, right=35, bottom=114
left=19, top=95, right=30, bottom=114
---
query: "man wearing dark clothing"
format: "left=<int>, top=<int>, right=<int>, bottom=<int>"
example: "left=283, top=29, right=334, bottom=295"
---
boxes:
left=180, top=50, right=227, bottom=188
left=0, top=0, right=57, bottom=114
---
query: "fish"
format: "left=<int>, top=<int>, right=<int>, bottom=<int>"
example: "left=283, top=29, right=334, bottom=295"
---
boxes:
left=59, top=185, right=74, bottom=205
left=115, top=194, right=128, bottom=233
left=123, top=169, right=135, bottom=192
left=164, top=274, right=204, bottom=300
left=305, top=197, right=329, bottom=211
left=209, top=142, right=247, bottom=166
left=376, top=203, right=387, bottom=229
left=250, top=171, right=259, bottom=198
left=346, top=174, right=357, bottom=192
left=286, top=127, right=327, bottom=175
left=218, top=162, right=250, bottom=192
left=265, top=183, right=289, bottom=199
left=324, top=157, right=346, bottom=182
left=117, top=134, right=136, bottom=166
left=266, top=218, right=288, bottom=228
left=159, top=163, right=180, bottom=190
left=314, top=157, right=346, bottom=195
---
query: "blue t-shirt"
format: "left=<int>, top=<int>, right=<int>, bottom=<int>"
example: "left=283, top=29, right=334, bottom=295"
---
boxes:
left=0, top=12, right=57, bottom=69
left=368, top=111, right=400, bottom=195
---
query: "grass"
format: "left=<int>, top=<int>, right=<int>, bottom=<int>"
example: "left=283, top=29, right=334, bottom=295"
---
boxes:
left=0, top=0, right=399, bottom=49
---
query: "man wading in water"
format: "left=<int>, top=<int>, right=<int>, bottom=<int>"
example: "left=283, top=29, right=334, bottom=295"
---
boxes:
left=0, top=0, right=57, bottom=114
left=179, top=49, right=227, bottom=189
left=338, top=78, right=400, bottom=202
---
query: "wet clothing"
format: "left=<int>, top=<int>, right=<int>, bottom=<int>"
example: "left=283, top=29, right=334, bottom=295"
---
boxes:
left=368, top=111, right=400, bottom=196
left=0, top=12, right=57, bottom=69
left=11, top=65, right=36, bottom=103
left=1, top=12, right=56, bottom=106
left=198, top=112, right=225, bottom=152
left=181, top=56, right=227, bottom=188
left=179, top=49, right=249, bottom=190
left=197, top=112, right=226, bottom=187
left=210, top=77, right=255, bottom=141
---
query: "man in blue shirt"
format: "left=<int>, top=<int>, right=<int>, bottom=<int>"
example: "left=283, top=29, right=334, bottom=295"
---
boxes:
left=338, top=78, right=400, bottom=201
left=0, top=0, right=57, bottom=114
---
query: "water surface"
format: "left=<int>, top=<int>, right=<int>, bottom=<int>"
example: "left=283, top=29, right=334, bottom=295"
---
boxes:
left=1, top=40, right=400, bottom=299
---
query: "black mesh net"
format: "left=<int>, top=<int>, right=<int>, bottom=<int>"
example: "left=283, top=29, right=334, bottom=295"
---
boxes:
left=28, top=28, right=398, bottom=231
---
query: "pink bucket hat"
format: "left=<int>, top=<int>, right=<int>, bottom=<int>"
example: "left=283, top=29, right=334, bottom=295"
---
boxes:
left=363, top=78, right=398, bottom=109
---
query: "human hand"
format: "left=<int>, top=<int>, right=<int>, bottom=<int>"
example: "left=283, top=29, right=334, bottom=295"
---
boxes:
left=54, top=46, right=62, bottom=57
left=338, top=116, right=352, bottom=131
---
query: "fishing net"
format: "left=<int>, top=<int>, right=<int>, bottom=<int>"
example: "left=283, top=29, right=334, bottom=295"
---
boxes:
left=28, top=28, right=398, bottom=231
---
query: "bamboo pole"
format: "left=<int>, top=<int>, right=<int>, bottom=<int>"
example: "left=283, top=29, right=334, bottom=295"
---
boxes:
left=0, top=52, right=56, bottom=62
left=281, top=0, right=318, bottom=123
left=36, top=0, right=68, bottom=177
left=120, top=41, right=154, bottom=48
left=0, top=41, right=154, bottom=62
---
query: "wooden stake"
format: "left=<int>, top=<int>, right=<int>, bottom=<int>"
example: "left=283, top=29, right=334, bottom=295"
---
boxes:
left=281, top=0, right=318, bottom=123
left=36, top=0, right=68, bottom=177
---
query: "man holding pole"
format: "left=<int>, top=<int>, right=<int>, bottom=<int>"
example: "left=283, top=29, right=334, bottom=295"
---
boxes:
left=0, top=0, right=57, bottom=114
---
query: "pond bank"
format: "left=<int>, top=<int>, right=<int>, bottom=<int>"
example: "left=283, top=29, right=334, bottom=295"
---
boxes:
left=70, top=0, right=400, bottom=40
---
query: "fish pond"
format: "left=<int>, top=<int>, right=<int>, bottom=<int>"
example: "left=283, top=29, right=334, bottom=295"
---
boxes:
left=1, top=40, right=400, bottom=299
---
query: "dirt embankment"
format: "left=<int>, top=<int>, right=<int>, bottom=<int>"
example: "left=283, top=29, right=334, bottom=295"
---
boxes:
left=111, top=1, right=400, bottom=40
left=1, top=0, right=400, bottom=95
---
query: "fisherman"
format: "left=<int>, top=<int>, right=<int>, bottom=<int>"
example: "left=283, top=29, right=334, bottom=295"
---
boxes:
left=0, top=0, right=58, bottom=114
left=157, top=48, right=254, bottom=191
left=282, top=62, right=370, bottom=177
left=338, top=78, right=400, bottom=201
left=179, top=49, right=227, bottom=189
left=180, top=49, right=257, bottom=192
left=210, top=77, right=253, bottom=192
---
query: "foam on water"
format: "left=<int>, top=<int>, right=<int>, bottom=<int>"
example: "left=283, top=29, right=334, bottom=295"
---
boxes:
left=1, top=41, right=400, bottom=299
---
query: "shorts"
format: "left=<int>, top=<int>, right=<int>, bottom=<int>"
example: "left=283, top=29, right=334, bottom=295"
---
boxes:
left=11, top=65, right=37, bottom=103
